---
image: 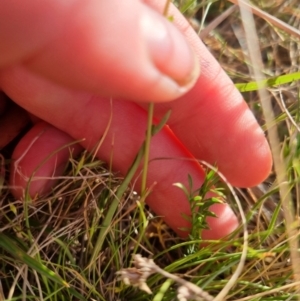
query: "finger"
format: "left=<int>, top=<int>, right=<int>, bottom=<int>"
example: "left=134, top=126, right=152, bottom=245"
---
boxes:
left=2, top=67, right=238, bottom=239
left=0, top=96, right=30, bottom=149
left=138, top=1, right=272, bottom=187
left=10, top=121, right=83, bottom=197
left=0, top=91, right=7, bottom=114
left=1, top=0, right=272, bottom=186
left=0, top=0, right=199, bottom=102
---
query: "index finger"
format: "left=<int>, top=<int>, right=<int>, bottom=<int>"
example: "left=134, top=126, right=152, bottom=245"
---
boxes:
left=141, top=1, right=272, bottom=187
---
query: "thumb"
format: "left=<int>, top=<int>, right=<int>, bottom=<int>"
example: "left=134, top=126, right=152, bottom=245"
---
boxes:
left=0, top=0, right=199, bottom=102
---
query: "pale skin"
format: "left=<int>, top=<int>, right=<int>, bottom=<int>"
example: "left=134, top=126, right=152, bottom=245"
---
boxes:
left=0, top=0, right=272, bottom=239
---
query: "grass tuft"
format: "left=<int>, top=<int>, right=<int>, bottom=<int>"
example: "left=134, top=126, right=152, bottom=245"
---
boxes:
left=1, top=0, right=300, bottom=300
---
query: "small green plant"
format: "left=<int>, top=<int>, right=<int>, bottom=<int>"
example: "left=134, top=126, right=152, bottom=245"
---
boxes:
left=174, top=170, right=224, bottom=254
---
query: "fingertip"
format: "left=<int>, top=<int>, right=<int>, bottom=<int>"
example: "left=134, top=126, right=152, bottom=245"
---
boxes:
left=141, top=10, right=200, bottom=101
left=239, top=135, right=273, bottom=187
left=10, top=121, right=83, bottom=199
left=223, top=111, right=273, bottom=188
left=21, top=0, right=200, bottom=103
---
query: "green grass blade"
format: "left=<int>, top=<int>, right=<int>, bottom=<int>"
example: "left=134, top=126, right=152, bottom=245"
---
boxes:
left=89, top=143, right=146, bottom=266
left=153, top=279, right=173, bottom=301
left=89, top=110, right=171, bottom=265
left=235, top=72, right=300, bottom=92
left=65, top=287, right=86, bottom=301
left=151, top=110, right=171, bottom=135
left=141, top=102, right=154, bottom=194
left=179, top=0, right=196, bottom=13
left=0, top=232, right=69, bottom=288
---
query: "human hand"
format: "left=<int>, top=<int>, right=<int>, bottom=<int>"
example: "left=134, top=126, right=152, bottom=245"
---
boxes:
left=0, top=0, right=272, bottom=239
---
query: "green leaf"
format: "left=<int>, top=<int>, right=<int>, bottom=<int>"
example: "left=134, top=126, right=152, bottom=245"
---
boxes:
left=187, top=174, right=193, bottom=190
left=151, top=110, right=171, bottom=135
left=173, top=182, right=190, bottom=199
left=235, top=72, right=300, bottom=92
left=179, top=0, right=196, bottom=13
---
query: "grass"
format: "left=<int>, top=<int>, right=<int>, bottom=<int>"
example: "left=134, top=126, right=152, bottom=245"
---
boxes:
left=1, top=0, right=300, bottom=300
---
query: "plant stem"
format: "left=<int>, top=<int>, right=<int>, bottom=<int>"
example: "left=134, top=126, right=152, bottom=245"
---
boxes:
left=141, top=102, right=154, bottom=195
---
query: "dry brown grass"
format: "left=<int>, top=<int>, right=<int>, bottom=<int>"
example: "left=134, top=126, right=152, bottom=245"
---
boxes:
left=1, top=1, right=300, bottom=300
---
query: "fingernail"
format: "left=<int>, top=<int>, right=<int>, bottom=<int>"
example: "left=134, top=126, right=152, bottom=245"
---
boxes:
left=142, top=12, right=200, bottom=99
